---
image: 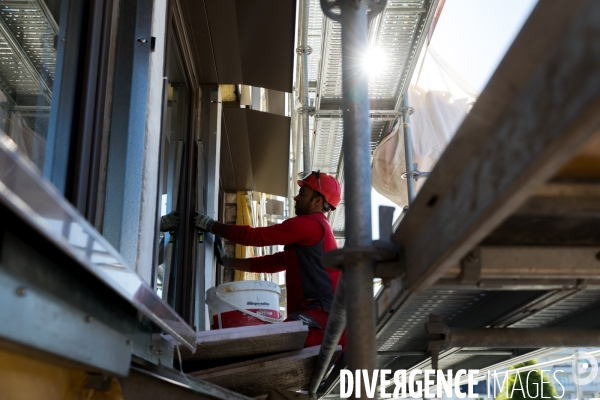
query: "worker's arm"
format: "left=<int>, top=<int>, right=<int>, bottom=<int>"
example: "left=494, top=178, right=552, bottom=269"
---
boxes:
left=248, top=252, right=286, bottom=273
left=213, top=233, right=285, bottom=273
left=221, top=252, right=285, bottom=273
left=211, top=221, right=232, bottom=241
left=194, top=211, right=322, bottom=247
left=230, top=258, right=251, bottom=271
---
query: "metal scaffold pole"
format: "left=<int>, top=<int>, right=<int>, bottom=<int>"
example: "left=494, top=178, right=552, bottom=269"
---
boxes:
left=401, top=94, right=416, bottom=203
left=297, top=0, right=313, bottom=172
left=339, top=0, right=376, bottom=389
left=313, top=1, right=386, bottom=398
left=309, top=277, right=347, bottom=398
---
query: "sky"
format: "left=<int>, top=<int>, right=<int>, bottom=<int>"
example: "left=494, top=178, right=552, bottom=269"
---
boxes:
left=371, top=0, right=539, bottom=239
left=431, top=0, right=539, bottom=92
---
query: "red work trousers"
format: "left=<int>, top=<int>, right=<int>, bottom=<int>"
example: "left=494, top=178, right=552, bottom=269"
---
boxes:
left=285, top=306, right=346, bottom=350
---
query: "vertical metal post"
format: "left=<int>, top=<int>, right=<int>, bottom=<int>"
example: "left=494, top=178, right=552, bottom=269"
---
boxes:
left=194, top=139, right=205, bottom=331
left=401, top=94, right=416, bottom=204
left=289, top=93, right=300, bottom=214
left=43, top=0, right=87, bottom=195
left=102, top=0, right=154, bottom=268
left=197, top=85, right=222, bottom=331
left=252, top=86, right=262, bottom=111
left=340, top=0, right=376, bottom=394
left=298, top=0, right=311, bottom=172
left=317, top=2, right=385, bottom=397
left=295, top=108, right=303, bottom=177
left=573, top=348, right=583, bottom=400
left=302, top=54, right=311, bottom=172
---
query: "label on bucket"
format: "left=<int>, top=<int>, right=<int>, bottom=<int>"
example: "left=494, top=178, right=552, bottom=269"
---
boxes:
left=246, top=301, right=270, bottom=306
left=211, top=309, right=282, bottom=330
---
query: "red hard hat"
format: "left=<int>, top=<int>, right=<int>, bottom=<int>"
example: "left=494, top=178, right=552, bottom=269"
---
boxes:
left=297, top=171, right=342, bottom=210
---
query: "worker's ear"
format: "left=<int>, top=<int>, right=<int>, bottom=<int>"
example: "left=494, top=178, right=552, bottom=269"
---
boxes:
left=309, top=193, right=319, bottom=206
left=314, top=195, right=325, bottom=211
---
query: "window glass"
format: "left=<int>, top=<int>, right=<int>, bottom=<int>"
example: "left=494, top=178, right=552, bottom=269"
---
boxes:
left=156, top=33, right=190, bottom=305
left=0, top=0, right=60, bottom=170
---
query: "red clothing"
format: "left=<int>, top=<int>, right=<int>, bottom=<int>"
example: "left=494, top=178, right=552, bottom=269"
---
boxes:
left=285, top=307, right=334, bottom=348
left=229, top=212, right=340, bottom=314
left=229, top=212, right=345, bottom=349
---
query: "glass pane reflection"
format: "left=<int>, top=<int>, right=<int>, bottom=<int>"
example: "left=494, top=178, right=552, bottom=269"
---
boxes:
left=0, top=135, right=196, bottom=349
left=157, top=34, right=190, bottom=309
left=0, top=0, right=60, bottom=170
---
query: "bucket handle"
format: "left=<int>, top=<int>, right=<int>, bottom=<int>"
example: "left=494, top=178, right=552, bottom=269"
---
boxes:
left=210, top=291, right=285, bottom=324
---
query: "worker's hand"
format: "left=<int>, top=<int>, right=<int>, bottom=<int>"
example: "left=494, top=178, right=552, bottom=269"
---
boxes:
left=220, top=254, right=234, bottom=270
left=214, top=236, right=234, bottom=270
left=160, top=211, right=180, bottom=232
left=194, top=211, right=215, bottom=232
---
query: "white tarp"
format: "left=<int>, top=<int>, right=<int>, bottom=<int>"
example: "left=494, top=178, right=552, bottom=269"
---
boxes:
left=372, top=45, right=478, bottom=207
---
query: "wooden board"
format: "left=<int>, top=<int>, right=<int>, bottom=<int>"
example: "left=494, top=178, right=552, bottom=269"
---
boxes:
left=190, top=345, right=342, bottom=397
left=556, top=132, right=600, bottom=178
left=480, top=180, right=600, bottom=246
left=172, top=321, right=308, bottom=361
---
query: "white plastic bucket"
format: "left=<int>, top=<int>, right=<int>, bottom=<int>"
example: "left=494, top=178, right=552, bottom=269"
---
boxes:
left=205, top=280, right=284, bottom=329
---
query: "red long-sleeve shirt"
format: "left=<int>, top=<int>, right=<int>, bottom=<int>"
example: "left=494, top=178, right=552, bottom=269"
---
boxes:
left=229, top=212, right=339, bottom=314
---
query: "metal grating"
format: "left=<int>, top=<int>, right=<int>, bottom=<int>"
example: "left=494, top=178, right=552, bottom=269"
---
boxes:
left=318, top=19, right=342, bottom=99
left=387, top=0, right=427, bottom=7
left=0, top=0, right=57, bottom=103
left=437, top=352, right=478, bottom=370
left=377, top=290, right=488, bottom=351
left=308, top=93, right=317, bottom=134
left=369, top=10, right=421, bottom=99
left=312, top=117, right=343, bottom=175
left=331, top=200, right=344, bottom=232
left=370, top=119, right=388, bottom=153
left=0, top=34, right=40, bottom=99
left=307, top=0, right=323, bottom=82
left=510, top=290, right=600, bottom=328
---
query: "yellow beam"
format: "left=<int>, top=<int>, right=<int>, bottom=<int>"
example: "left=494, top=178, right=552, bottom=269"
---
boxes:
left=0, top=348, right=123, bottom=400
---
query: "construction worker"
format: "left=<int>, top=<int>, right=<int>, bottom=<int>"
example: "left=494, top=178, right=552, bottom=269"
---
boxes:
left=194, top=171, right=345, bottom=349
